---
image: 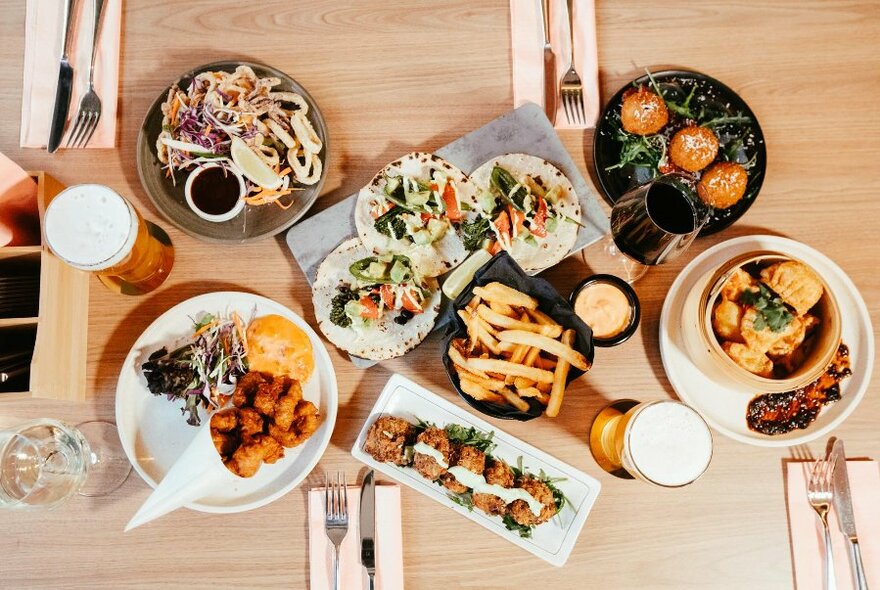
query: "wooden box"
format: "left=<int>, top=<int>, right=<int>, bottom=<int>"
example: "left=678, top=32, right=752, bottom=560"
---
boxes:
left=0, top=172, right=89, bottom=401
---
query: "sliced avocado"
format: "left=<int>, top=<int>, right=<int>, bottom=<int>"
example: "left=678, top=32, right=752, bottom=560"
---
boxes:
left=344, top=299, right=364, bottom=318
left=383, top=176, right=402, bottom=196
left=476, top=190, right=498, bottom=215
left=426, top=218, right=449, bottom=242
left=405, top=190, right=431, bottom=207
left=389, top=259, right=411, bottom=283
left=367, top=261, right=388, bottom=279
left=411, top=229, right=432, bottom=245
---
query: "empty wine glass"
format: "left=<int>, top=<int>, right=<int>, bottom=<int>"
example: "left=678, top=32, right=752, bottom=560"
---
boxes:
left=0, top=419, right=131, bottom=510
left=583, top=174, right=709, bottom=282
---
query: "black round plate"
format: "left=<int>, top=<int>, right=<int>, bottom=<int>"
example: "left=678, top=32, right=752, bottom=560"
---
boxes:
left=593, top=69, right=766, bottom=236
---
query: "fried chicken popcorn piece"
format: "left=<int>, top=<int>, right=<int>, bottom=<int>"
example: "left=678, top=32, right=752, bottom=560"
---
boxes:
left=722, top=341, right=773, bottom=378
left=760, top=261, right=824, bottom=316
left=238, top=407, right=265, bottom=438
left=211, top=430, right=237, bottom=456
left=269, top=400, right=319, bottom=448
left=210, top=408, right=239, bottom=432
left=712, top=300, right=744, bottom=342
left=233, top=371, right=266, bottom=407
left=740, top=307, right=783, bottom=353
left=286, top=380, right=303, bottom=403
left=227, top=434, right=284, bottom=478
left=721, top=268, right=759, bottom=302
left=273, top=392, right=298, bottom=430
left=253, top=377, right=288, bottom=417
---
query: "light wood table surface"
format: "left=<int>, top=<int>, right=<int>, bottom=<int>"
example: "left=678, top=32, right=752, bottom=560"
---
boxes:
left=1, top=1, right=878, bottom=588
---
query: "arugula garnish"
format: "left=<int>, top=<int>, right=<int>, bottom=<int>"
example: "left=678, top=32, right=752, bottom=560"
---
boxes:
left=460, top=216, right=492, bottom=252
left=445, top=424, right=496, bottom=453
left=502, top=514, right=534, bottom=538
left=605, top=126, right=666, bottom=172
left=449, top=492, right=475, bottom=512
left=740, top=284, right=794, bottom=333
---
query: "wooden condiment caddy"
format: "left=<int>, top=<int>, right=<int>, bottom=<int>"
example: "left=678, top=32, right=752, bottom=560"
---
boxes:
left=0, top=172, right=89, bottom=401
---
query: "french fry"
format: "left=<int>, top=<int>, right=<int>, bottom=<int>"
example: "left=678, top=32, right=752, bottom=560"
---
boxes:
left=536, top=392, right=551, bottom=405
left=534, top=356, right=557, bottom=370
left=476, top=325, right=504, bottom=356
left=476, top=315, right=500, bottom=338
left=497, top=330, right=589, bottom=370
left=473, top=282, right=538, bottom=309
left=460, top=373, right=507, bottom=391
left=516, top=386, right=542, bottom=398
left=498, top=387, right=530, bottom=411
left=457, top=309, right=479, bottom=352
left=466, top=358, right=555, bottom=383
left=513, top=376, right=535, bottom=389
left=537, top=381, right=552, bottom=393
left=505, top=314, right=533, bottom=384
left=477, top=305, right=563, bottom=338
left=488, top=300, right=515, bottom=316
left=546, top=329, right=574, bottom=417
left=526, top=308, right=560, bottom=327
left=523, top=346, right=541, bottom=367
left=448, top=344, right=489, bottom=379
left=466, top=294, right=481, bottom=311
left=459, top=378, right=506, bottom=404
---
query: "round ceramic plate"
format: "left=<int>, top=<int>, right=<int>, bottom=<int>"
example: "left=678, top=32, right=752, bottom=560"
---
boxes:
left=659, top=236, right=873, bottom=447
left=593, top=69, right=766, bottom=236
left=136, top=60, right=329, bottom=243
left=115, top=292, right=338, bottom=513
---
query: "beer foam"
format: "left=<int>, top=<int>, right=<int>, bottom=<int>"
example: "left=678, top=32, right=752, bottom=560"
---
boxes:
left=45, top=185, right=137, bottom=270
left=627, top=401, right=712, bottom=487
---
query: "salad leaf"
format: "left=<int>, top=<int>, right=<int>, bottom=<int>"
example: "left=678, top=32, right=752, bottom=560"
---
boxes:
left=445, top=424, right=496, bottom=453
left=460, top=216, right=492, bottom=252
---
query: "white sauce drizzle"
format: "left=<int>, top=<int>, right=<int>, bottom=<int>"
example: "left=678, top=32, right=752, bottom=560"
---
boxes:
left=446, top=466, right=544, bottom=516
left=412, top=442, right=448, bottom=468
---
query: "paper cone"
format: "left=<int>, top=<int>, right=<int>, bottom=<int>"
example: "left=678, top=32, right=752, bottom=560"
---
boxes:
left=125, top=422, right=239, bottom=531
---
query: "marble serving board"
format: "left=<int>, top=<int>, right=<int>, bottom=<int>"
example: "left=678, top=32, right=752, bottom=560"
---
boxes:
left=286, top=102, right=609, bottom=367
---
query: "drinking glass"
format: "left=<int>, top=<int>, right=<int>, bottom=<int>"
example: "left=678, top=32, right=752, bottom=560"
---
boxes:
left=0, top=419, right=131, bottom=509
left=582, top=174, right=709, bottom=283
left=44, top=184, right=175, bottom=295
left=589, top=399, right=713, bottom=487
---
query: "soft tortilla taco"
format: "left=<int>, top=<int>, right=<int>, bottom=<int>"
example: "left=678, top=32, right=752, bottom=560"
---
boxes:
left=312, top=238, right=441, bottom=360
left=463, top=154, right=580, bottom=272
left=354, top=152, right=474, bottom=277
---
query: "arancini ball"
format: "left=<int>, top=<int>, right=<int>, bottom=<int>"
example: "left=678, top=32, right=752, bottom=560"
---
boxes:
left=668, top=126, right=719, bottom=172
left=697, top=161, right=748, bottom=209
left=620, top=88, right=669, bottom=135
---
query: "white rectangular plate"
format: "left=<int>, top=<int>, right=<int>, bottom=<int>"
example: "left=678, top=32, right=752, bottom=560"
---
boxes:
left=350, top=374, right=601, bottom=567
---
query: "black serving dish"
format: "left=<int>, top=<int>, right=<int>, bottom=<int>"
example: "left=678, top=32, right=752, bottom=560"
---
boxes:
left=593, top=69, right=766, bottom=236
left=441, top=252, right=595, bottom=421
left=569, top=274, right=640, bottom=347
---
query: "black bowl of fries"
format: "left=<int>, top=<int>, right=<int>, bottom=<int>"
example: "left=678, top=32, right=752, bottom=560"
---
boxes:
left=442, top=252, right=595, bottom=421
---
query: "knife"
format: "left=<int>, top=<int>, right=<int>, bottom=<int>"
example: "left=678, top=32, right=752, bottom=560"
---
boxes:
left=359, top=469, right=376, bottom=590
left=540, top=0, right=557, bottom=125
left=47, top=0, right=79, bottom=153
left=831, top=439, right=869, bottom=590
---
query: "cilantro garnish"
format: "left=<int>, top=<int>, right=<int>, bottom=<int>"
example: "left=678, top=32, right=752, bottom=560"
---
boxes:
left=740, top=284, right=794, bottom=333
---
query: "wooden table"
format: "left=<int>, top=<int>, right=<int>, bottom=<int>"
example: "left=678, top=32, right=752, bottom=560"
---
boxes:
left=1, top=1, right=878, bottom=587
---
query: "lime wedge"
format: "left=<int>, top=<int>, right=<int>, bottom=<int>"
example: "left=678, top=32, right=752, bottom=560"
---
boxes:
left=442, top=249, right=493, bottom=299
left=230, top=136, right=282, bottom=190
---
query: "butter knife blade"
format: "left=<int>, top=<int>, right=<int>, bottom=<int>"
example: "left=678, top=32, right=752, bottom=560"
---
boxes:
left=359, top=469, right=376, bottom=575
left=831, top=438, right=858, bottom=540
left=47, top=61, right=74, bottom=153
left=543, top=47, right=557, bottom=125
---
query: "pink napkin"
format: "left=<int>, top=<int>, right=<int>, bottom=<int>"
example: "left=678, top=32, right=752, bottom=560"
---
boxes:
left=308, top=484, right=405, bottom=590
left=20, top=0, right=123, bottom=149
left=786, top=460, right=880, bottom=589
left=0, top=152, right=40, bottom=247
left=510, top=0, right=600, bottom=129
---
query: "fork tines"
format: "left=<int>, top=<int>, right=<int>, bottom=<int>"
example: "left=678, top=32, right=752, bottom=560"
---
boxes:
left=66, top=92, right=102, bottom=149
left=324, top=471, right=349, bottom=524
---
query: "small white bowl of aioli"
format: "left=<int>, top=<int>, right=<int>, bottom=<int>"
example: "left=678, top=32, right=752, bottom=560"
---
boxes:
left=569, top=274, right=640, bottom=347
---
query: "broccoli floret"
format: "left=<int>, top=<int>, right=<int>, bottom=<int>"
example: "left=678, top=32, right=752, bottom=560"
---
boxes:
left=374, top=206, right=408, bottom=240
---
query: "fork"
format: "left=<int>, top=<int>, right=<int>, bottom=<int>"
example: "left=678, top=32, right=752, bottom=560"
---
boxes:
left=66, top=0, right=106, bottom=148
left=560, top=0, right=585, bottom=126
left=324, top=471, right=349, bottom=590
left=807, top=453, right=838, bottom=590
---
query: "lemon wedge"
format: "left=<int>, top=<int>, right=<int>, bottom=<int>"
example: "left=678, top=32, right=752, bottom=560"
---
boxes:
left=230, top=136, right=282, bottom=190
left=442, top=249, right=493, bottom=299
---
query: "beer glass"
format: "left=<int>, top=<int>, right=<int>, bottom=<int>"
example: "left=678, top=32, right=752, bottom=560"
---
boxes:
left=589, top=399, right=713, bottom=487
left=0, top=419, right=131, bottom=509
left=44, top=184, right=174, bottom=295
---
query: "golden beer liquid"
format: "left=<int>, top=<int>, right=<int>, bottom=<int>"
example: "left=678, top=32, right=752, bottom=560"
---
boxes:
left=95, top=211, right=174, bottom=295
left=589, top=399, right=639, bottom=477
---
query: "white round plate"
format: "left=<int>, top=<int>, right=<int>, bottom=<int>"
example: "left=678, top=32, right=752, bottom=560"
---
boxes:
left=115, top=292, right=338, bottom=512
left=659, top=236, right=874, bottom=447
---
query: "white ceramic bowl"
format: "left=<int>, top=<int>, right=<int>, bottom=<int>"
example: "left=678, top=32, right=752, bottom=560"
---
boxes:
left=184, top=163, right=246, bottom=223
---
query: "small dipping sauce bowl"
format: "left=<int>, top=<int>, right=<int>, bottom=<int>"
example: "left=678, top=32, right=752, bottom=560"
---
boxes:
left=184, top=163, right=246, bottom=222
left=569, top=274, right=640, bottom=347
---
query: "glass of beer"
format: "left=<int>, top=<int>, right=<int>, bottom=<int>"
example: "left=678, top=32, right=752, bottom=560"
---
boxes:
left=44, top=184, right=174, bottom=295
left=590, top=399, right=713, bottom=487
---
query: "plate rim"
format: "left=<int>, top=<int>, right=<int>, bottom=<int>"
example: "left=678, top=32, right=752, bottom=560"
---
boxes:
left=114, top=291, right=338, bottom=513
left=592, top=68, right=767, bottom=236
left=135, top=60, right=330, bottom=244
left=659, top=235, right=874, bottom=447
left=349, top=373, right=601, bottom=566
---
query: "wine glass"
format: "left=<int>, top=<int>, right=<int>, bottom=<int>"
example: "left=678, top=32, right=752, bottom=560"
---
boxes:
left=583, top=174, right=709, bottom=282
left=0, top=419, right=132, bottom=509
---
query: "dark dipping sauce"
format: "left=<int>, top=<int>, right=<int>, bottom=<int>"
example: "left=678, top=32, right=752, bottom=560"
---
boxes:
left=190, top=166, right=241, bottom=216
left=746, top=343, right=852, bottom=436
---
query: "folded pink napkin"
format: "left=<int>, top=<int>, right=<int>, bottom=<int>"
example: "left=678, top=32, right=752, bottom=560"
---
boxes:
left=20, top=0, right=122, bottom=149
left=0, top=152, right=39, bottom=247
left=308, top=484, right=404, bottom=590
left=510, top=0, right=599, bottom=129
left=786, top=460, right=880, bottom=589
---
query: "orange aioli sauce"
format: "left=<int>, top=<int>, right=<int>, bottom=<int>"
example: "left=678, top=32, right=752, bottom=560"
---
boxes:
left=574, top=282, right=632, bottom=339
